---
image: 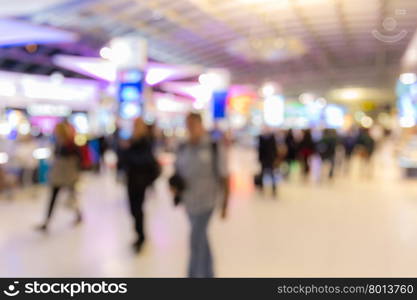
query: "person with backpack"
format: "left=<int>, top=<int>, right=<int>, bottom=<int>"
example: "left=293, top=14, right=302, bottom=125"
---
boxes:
left=120, top=117, right=160, bottom=253
left=170, top=112, right=229, bottom=278
left=37, top=120, right=82, bottom=232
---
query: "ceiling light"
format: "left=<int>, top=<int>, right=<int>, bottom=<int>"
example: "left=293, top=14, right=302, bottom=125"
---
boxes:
left=299, top=93, right=315, bottom=104
left=99, top=47, right=112, bottom=60
left=360, top=116, right=374, bottom=128
left=341, top=89, right=360, bottom=100
left=261, top=83, right=276, bottom=97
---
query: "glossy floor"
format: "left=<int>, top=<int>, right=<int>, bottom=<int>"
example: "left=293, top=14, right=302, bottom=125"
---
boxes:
left=1, top=143, right=417, bottom=277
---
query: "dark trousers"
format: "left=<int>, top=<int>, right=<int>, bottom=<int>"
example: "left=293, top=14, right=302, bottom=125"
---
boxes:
left=44, top=185, right=80, bottom=225
left=323, top=156, right=336, bottom=179
left=127, top=177, right=147, bottom=241
left=301, top=155, right=311, bottom=177
left=260, top=163, right=276, bottom=192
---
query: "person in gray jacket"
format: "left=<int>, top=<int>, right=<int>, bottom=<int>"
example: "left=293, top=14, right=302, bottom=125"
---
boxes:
left=173, top=112, right=230, bottom=278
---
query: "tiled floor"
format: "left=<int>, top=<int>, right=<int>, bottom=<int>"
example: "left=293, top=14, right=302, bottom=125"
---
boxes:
left=2, top=143, right=417, bottom=277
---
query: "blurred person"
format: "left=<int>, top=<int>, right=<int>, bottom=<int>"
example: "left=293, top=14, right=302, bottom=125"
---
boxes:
left=37, top=120, right=82, bottom=232
left=342, top=127, right=357, bottom=174
left=210, top=122, right=224, bottom=143
left=298, top=129, right=316, bottom=180
left=256, top=128, right=278, bottom=196
left=317, top=129, right=339, bottom=180
left=0, top=165, right=17, bottom=200
left=97, top=135, right=109, bottom=172
left=356, top=127, right=376, bottom=178
left=171, top=112, right=229, bottom=278
left=283, top=129, right=299, bottom=178
left=120, top=117, right=160, bottom=253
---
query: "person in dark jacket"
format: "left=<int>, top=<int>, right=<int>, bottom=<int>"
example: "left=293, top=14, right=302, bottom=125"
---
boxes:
left=284, top=129, right=298, bottom=178
left=257, top=129, right=278, bottom=195
left=356, top=127, right=375, bottom=178
left=298, top=129, right=316, bottom=180
left=342, top=128, right=357, bottom=174
left=120, top=117, right=158, bottom=253
left=317, top=129, right=338, bottom=179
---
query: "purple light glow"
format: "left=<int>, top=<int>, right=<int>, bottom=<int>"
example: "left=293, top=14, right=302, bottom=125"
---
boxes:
left=53, top=55, right=202, bottom=85
left=161, top=81, right=211, bottom=101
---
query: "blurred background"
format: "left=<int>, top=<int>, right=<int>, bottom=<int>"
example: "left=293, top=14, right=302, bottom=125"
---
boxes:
left=1, top=0, right=417, bottom=277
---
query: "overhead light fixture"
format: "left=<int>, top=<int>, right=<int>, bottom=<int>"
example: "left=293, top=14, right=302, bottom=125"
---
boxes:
left=360, top=116, right=374, bottom=128
left=299, top=93, right=315, bottom=104
left=99, top=47, right=112, bottom=60
left=399, top=73, right=417, bottom=85
left=260, top=82, right=276, bottom=98
left=198, top=72, right=224, bottom=90
left=340, top=89, right=360, bottom=100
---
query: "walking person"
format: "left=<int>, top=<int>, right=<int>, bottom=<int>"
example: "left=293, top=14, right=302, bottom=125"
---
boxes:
left=283, top=129, right=298, bottom=179
left=356, top=127, right=376, bottom=178
left=37, top=120, right=82, bottom=232
left=257, top=128, right=278, bottom=196
left=171, top=113, right=229, bottom=278
left=120, top=117, right=160, bottom=253
left=342, top=127, right=357, bottom=174
left=298, top=129, right=316, bottom=181
left=317, top=129, right=339, bottom=180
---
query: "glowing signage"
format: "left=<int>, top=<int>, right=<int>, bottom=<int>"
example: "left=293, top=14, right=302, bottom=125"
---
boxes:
left=263, top=95, right=285, bottom=127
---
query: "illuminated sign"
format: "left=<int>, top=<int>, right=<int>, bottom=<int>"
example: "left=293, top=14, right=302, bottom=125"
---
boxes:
left=263, top=95, right=285, bottom=127
left=118, top=69, right=144, bottom=119
left=27, top=104, right=71, bottom=117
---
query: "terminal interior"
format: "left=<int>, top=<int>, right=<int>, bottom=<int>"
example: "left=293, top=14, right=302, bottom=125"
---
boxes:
left=2, top=0, right=417, bottom=277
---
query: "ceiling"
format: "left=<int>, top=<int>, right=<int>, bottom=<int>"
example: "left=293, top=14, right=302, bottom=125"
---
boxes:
left=2, top=0, right=417, bottom=97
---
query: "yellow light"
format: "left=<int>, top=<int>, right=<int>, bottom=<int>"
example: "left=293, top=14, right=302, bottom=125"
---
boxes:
left=341, top=89, right=360, bottom=100
left=74, top=134, right=87, bottom=146
left=361, top=116, right=373, bottom=128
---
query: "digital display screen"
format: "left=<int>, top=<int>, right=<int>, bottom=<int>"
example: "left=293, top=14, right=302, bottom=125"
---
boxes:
left=212, top=90, right=228, bottom=119
left=118, top=69, right=144, bottom=120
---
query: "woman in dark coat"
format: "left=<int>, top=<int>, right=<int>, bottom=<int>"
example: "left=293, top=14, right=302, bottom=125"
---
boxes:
left=120, top=117, right=159, bottom=253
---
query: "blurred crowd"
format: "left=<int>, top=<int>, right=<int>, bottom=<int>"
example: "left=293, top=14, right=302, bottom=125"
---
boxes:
left=0, top=115, right=391, bottom=278
left=256, top=126, right=388, bottom=195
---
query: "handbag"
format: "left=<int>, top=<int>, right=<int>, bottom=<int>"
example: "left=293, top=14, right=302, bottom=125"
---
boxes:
left=168, top=173, right=186, bottom=206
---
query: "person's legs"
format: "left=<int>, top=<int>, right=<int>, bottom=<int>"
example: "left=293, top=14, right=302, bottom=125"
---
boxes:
left=329, top=156, right=336, bottom=179
left=39, top=186, right=60, bottom=230
left=301, top=155, right=310, bottom=179
left=68, top=185, right=82, bottom=225
left=259, top=164, right=266, bottom=190
left=267, top=165, right=276, bottom=194
left=187, top=209, right=214, bottom=278
left=127, top=178, right=147, bottom=248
